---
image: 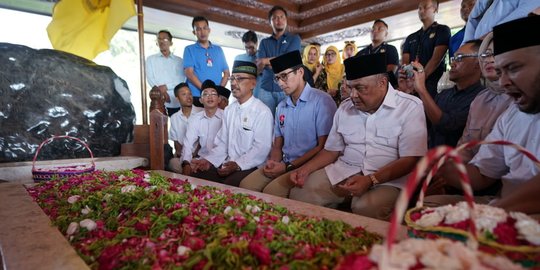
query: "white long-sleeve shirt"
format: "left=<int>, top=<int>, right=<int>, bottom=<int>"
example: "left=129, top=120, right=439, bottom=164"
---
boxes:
left=181, top=109, right=224, bottom=163
left=146, top=52, right=185, bottom=108
left=205, top=96, right=273, bottom=170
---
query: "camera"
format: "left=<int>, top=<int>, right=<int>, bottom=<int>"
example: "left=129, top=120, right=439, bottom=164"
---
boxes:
left=402, top=64, right=417, bottom=78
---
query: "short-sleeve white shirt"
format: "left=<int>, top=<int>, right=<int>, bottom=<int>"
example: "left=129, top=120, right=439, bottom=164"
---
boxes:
left=471, top=104, right=540, bottom=197
left=324, top=85, right=428, bottom=188
left=181, top=109, right=224, bottom=162
left=168, top=107, right=203, bottom=144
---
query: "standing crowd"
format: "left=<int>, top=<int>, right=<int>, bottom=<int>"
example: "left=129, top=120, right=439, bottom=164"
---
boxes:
left=145, top=0, right=540, bottom=221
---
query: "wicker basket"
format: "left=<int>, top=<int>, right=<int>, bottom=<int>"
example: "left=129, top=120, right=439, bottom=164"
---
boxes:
left=334, top=144, right=527, bottom=270
left=32, top=135, right=95, bottom=183
left=404, top=141, right=540, bottom=268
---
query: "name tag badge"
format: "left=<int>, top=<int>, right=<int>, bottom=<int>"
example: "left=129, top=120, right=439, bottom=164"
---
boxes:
left=279, top=114, right=285, bottom=127
left=429, top=32, right=436, bottom=39
left=207, top=58, right=213, bottom=67
left=242, top=117, right=251, bottom=131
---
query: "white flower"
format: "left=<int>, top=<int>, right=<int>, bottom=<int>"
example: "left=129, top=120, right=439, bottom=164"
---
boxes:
left=511, top=212, right=540, bottom=245
left=282, top=216, right=290, bottom=224
left=67, top=195, right=81, bottom=204
left=224, top=206, right=232, bottom=215
left=80, top=219, right=97, bottom=231
left=251, top=205, right=261, bottom=214
left=253, top=216, right=260, bottom=222
left=245, top=205, right=253, bottom=212
left=190, top=184, right=197, bottom=189
left=444, top=203, right=469, bottom=224
left=67, top=222, right=79, bottom=235
left=102, top=193, right=113, bottom=201
left=143, top=174, right=151, bottom=183
left=81, top=205, right=92, bottom=215
left=475, top=204, right=507, bottom=232
left=118, top=175, right=126, bottom=181
left=144, top=186, right=156, bottom=192
left=416, top=211, right=444, bottom=227
left=121, top=185, right=137, bottom=193
left=177, top=245, right=191, bottom=256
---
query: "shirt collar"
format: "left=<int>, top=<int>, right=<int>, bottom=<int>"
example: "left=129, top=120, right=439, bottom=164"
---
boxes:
left=195, top=41, right=213, bottom=49
left=380, top=83, right=398, bottom=110
left=285, top=83, right=313, bottom=106
left=203, top=108, right=223, bottom=119
left=239, top=95, right=255, bottom=109
left=272, top=31, right=290, bottom=40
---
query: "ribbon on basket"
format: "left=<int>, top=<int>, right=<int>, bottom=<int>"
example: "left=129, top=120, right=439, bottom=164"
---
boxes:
left=400, top=140, right=540, bottom=268
left=32, top=135, right=95, bottom=182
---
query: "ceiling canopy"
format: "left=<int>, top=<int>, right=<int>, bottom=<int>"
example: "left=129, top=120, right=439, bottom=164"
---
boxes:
left=144, top=0, right=452, bottom=44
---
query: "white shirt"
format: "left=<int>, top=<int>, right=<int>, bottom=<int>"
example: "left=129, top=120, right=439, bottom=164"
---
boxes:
left=146, top=52, right=185, bottom=108
left=206, top=96, right=273, bottom=170
left=169, top=107, right=203, bottom=144
left=323, top=85, right=428, bottom=188
left=471, top=104, right=540, bottom=197
left=181, top=109, right=224, bottom=163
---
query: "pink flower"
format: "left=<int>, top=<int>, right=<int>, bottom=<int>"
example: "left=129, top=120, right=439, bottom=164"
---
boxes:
left=248, top=241, right=271, bottom=265
left=334, top=253, right=374, bottom=270
left=183, top=237, right=205, bottom=251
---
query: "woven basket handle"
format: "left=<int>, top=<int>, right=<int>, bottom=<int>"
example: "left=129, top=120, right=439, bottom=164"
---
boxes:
left=417, top=140, right=540, bottom=206
left=381, top=145, right=477, bottom=267
left=32, top=135, right=95, bottom=171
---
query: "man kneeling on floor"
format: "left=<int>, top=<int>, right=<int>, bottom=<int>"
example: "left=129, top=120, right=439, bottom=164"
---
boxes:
left=289, top=53, right=428, bottom=220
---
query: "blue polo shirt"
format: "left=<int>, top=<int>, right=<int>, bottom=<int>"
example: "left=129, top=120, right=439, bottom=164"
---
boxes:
left=183, top=41, right=229, bottom=97
left=257, top=32, right=301, bottom=92
left=275, top=84, right=337, bottom=163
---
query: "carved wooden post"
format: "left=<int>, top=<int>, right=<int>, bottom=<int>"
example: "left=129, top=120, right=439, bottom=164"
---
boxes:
left=149, top=86, right=168, bottom=170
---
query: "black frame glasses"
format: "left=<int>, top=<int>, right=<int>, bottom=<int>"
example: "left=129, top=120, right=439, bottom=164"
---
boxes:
left=228, top=76, right=252, bottom=83
left=274, top=68, right=298, bottom=83
left=450, top=53, right=478, bottom=63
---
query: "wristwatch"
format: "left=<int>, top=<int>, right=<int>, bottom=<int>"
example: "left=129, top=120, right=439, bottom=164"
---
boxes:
left=285, top=162, right=296, bottom=172
left=368, top=174, right=380, bottom=186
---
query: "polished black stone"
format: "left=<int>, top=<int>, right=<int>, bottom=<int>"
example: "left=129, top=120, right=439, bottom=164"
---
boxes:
left=0, top=43, right=135, bottom=162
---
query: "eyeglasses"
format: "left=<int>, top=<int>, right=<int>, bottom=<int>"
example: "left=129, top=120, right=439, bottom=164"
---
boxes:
left=274, top=68, right=298, bottom=83
left=344, top=40, right=355, bottom=44
left=450, top=53, right=478, bottom=63
left=325, top=52, right=337, bottom=57
left=202, top=92, right=218, bottom=97
left=228, top=76, right=252, bottom=83
left=479, top=52, right=494, bottom=60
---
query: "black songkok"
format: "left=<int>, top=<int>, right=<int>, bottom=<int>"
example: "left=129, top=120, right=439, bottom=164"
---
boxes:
left=344, top=53, right=387, bottom=80
left=493, top=15, right=540, bottom=56
left=270, top=50, right=303, bottom=74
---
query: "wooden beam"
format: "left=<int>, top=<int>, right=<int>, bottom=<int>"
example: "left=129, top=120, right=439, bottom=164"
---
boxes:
left=258, top=0, right=300, bottom=13
left=144, top=1, right=273, bottom=34
left=299, top=0, right=383, bottom=28
left=299, top=1, right=420, bottom=39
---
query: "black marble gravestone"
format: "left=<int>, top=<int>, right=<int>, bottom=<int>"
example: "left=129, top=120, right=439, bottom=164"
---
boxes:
left=0, top=43, right=135, bottom=162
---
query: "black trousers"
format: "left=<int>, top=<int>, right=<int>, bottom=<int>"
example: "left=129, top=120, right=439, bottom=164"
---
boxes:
left=192, top=166, right=256, bottom=187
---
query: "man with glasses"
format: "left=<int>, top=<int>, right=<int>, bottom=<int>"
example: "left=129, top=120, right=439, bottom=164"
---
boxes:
left=356, top=19, right=399, bottom=73
left=235, top=30, right=262, bottom=99
left=240, top=51, right=336, bottom=197
left=146, top=30, right=185, bottom=116
left=256, top=6, right=301, bottom=116
left=190, top=61, right=273, bottom=187
left=183, top=16, right=230, bottom=107
left=410, top=40, right=484, bottom=148
left=402, top=0, right=451, bottom=99
left=180, top=80, right=224, bottom=176
left=288, top=53, right=427, bottom=220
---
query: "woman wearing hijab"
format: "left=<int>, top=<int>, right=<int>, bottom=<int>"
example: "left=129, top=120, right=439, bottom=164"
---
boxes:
left=302, top=44, right=322, bottom=84
left=342, top=41, right=357, bottom=61
left=314, top=46, right=344, bottom=105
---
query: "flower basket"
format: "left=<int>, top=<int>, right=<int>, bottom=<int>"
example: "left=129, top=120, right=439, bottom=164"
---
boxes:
left=404, top=141, right=540, bottom=268
left=32, top=135, right=95, bottom=183
left=335, top=145, right=526, bottom=270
